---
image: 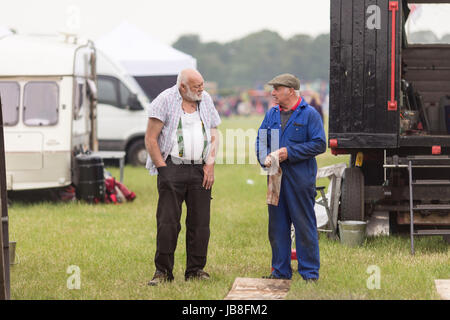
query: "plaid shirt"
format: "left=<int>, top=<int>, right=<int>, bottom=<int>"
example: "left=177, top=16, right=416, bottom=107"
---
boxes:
left=146, top=85, right=221, bottom=175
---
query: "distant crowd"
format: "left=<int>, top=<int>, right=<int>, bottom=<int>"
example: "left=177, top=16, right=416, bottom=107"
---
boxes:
left=212, top=88, right=327, bottom=123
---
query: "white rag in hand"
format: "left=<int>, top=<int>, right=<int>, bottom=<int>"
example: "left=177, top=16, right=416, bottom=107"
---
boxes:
left=266, top=151, right=282, bottom=206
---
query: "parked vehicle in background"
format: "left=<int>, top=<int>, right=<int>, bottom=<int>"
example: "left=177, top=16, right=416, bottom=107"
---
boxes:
left=0, top=33, right=97, bottom=191
left=95, top=50, right=150, bottom=166
left=329, top=0, right=450, bottom=251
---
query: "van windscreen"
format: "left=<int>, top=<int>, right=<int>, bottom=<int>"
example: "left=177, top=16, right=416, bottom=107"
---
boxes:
left=0, top=82, right=20, bottom=126
left=23, top=81, right=59, bottom=126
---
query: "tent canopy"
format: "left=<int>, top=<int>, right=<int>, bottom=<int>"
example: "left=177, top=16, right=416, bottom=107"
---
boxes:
left=96, top=21, right=197, bottom=77
left=0, top=26, right=13, bottom=39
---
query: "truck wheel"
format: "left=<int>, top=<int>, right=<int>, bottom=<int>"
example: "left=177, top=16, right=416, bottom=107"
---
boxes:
left=340, top=167, right=365, bottom=221
left=127, top=140, right=147, bottom=166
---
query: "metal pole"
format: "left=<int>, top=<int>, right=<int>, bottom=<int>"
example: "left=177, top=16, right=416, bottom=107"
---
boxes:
left=408, top=161, right=415, bottom=255
left=89, top=44, right=98, bottom=152
left=0, top=96, right=8, bottom=299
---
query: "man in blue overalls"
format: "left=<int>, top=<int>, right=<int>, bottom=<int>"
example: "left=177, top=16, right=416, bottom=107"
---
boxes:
left=256, top=74, right=326, bottom=281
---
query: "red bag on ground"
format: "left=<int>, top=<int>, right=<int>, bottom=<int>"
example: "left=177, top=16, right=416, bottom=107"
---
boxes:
left=104, top=176, right=118, bottom=204
left=115, top=180, right=136, bottom=201
left=104, top=176, right=136, bottom=204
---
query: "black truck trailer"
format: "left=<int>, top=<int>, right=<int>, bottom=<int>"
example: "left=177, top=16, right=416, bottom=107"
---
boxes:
left=329, top=0, right=450, bottom=252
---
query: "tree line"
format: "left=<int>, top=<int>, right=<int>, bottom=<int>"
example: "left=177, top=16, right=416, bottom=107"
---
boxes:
left=173, top=30, right=450, bottom=91
left=173, top=30, right=330, bottom=90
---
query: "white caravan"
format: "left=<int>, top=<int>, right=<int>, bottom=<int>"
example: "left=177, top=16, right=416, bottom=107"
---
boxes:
left=95, top=50, right=150, bottom=166
left=0, top=34, right=97, bottom=191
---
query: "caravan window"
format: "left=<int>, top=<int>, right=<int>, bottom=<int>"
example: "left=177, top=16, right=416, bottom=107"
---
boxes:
left=0, top=82, right=20, bottom=126
left=97, top=76, right=119, bottom=107
left=23, top=82, right=59, bottom=126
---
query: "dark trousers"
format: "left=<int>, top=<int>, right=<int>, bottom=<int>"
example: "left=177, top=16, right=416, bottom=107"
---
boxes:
left=154, top=156, right=212, bottom=277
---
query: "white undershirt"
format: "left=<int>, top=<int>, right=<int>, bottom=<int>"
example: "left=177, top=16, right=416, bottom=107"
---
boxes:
left=170, top=110, right=204, bottom=160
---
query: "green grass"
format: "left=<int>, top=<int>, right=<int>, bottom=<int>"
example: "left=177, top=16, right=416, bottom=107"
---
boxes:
left=8, top=115, right=449, bottom=300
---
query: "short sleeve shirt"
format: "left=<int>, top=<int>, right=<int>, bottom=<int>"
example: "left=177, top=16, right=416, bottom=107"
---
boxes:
left=146, top=85, right=221, bottom=175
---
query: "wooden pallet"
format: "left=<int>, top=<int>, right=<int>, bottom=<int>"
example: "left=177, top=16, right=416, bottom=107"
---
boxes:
left=435, top=279, right=450, bottom=300
left=224, top=277, right=291, bottom=300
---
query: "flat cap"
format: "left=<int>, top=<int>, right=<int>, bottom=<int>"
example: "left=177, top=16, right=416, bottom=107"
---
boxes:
left=267, top=73, right=300, bottom=90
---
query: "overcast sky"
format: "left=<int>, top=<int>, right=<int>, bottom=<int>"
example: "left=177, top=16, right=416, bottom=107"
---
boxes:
left=1, top=1, right=449, bottom=45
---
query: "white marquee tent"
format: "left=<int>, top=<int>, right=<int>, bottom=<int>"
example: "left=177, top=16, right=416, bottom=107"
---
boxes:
left=96, top=21, right=197, bottom=99
left=0, top=26, right=13, bottom=39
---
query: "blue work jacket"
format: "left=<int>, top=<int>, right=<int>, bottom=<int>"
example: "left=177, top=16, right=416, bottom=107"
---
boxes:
left=256, top=98, right=327, bottom=189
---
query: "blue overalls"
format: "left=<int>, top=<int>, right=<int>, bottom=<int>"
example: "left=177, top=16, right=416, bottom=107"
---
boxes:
left=256, top=98, right=326, bottom=279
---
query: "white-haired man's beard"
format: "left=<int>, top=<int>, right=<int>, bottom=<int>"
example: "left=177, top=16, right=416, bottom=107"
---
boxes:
left=186, top=86, right=202, bottom=102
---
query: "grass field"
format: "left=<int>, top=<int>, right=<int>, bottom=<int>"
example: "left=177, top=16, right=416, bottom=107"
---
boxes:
left=8, top=115, right=449, bottom=300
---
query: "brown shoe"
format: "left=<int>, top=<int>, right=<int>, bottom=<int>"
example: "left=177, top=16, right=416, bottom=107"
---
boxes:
left=147, top=270, right=174, bottom=286
left=185, top=269, right=210, bottom=281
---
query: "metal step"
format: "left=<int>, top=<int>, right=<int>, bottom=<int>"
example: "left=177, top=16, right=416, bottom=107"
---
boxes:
left=407, top=155, right=450, bottom=161
left=413, top=204, right=450, bottom=210
left=412, top=180, right=450, bottom=185
left=413, top=229, right=450, bottom=236
left=385, top=155, right=450, bottom=168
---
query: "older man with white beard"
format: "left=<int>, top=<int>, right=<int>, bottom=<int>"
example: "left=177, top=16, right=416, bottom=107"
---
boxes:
left=145, top=69, right=221, bottom=286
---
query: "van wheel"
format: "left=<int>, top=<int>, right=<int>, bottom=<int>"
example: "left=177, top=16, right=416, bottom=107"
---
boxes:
left=128, top=140, right=147, bottom=166
left=340, top=167, right=365, bottom=221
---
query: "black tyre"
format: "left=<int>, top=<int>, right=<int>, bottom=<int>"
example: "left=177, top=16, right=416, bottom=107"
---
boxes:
left=340, top=167, right=365, bottom=221
left=127, top=139, right=147, bottom=166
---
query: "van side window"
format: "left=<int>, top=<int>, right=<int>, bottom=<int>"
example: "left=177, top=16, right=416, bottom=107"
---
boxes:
left=0, top=81, right=20, bottom=126
left=97, top=76, right=119, bottom=107
left=74, top=78, right=86, bottom=120
left=119, top=81, right=132, bottom=109
left=23, top=81, right=59, bottom=126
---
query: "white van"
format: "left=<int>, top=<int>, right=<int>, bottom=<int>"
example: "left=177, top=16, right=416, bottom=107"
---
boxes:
left=0, top=33, right=97, bottom=191
left=95, top=50, right=150, bottom=166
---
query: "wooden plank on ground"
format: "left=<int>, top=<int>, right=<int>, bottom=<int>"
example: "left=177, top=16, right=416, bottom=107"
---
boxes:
left=435, top=279, right=450, bottom=300
left=224, top=277, right=291, bottom=300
